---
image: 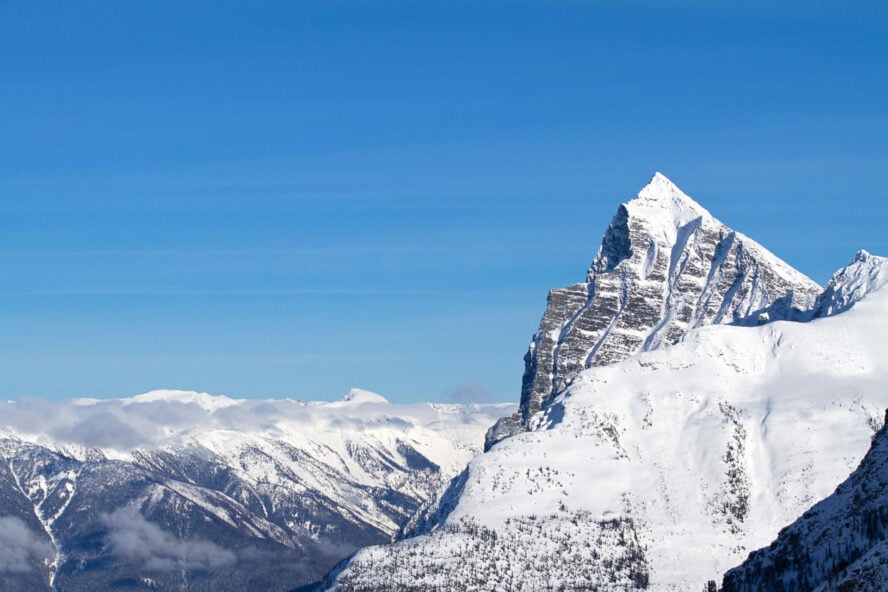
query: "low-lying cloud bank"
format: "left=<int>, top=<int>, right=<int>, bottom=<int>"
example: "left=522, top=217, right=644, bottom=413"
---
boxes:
left=0, top=516, right=53, bottom=573
left=0, top=389, right=514, bottom=452
left=102, top=508, right=236, bottom=571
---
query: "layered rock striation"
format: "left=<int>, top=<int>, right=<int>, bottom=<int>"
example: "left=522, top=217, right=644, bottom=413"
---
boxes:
left=487, top=173, right=822, bottom=449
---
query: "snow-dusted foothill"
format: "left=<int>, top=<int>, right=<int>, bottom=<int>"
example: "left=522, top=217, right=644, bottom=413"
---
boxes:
left=0, top=390, right=514, bottom=592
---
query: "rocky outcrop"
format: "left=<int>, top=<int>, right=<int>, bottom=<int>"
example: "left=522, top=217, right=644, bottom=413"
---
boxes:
left=487, top=173, right=822, bottom=449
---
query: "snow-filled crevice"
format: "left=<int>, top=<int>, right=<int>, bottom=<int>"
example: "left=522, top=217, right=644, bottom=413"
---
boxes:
left=642, top=217, right=703, bottom=351
left=713, top=242, right=754, bottom=325
left=692, top=231, right=736, bottom=328
left=550, top=281, right=596, bottom=400
left=585, top=267, right=630, bottom=368
left=5, top=457, right=60, bottom=590
left=642, top=238, right=657, bottom=281
left=668, top=216, right=703, bottom=283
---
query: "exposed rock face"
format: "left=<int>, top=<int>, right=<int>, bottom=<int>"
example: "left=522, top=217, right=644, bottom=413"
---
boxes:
left=487, top=173, right=822, bottom=449
left=721, top=408, right=888, bottom=592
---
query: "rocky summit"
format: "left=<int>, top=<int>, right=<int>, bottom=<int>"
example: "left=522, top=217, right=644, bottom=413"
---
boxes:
left=487, top=173, right=822, bottom=449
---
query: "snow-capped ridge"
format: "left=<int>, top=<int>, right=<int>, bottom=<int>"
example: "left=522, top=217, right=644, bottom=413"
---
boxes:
left=324, top=175, right=887, bottom=591
left=0, top=390, right=515, bottom=591
left=123, top=389, right=243, bottom=411
left=816, top=249, right=888, bottom=317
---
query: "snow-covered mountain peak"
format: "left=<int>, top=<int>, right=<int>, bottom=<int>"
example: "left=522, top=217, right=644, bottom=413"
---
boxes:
left=121, top=389, right=243, bottom=411
left=70, top=389, right=244, bottom=411
left=631, top=171, right=711, bottom=227
left=486, top=174, right=822, bottom=450
left=341, top=388, right=389, bottom=404
left=817, top=249, right=888, bottom=317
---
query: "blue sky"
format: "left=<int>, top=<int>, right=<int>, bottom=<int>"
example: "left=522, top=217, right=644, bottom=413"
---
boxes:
left=2, top=1, right=887, bottom=402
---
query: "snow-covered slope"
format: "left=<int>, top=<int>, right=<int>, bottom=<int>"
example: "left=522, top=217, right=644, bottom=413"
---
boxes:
left=721, top=408, right=888, bottom=592
left=487, top=173, right=822, bottom=449
left=0, top=391, right=514, bottom=592
left=324, top=265, right=888, bottom=590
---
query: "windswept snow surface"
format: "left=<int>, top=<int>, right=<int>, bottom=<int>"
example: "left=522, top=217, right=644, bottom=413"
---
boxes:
left=325, top=287, right=888, bottom=592
left=0, top=391, right=514, bottom=591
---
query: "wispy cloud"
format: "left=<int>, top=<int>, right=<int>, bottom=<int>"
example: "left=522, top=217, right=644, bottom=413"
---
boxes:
left=443, top=381, right=494, bottom=404
left=0, top=392, right=515, bottom=451
left=0, top=516, right=53, bottom=573
left=102, top=508, right=236, bottom=571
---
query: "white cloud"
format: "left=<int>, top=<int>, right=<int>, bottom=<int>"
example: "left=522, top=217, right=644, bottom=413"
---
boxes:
left=0, top=516, right=53, bottom=573
left=102, top=507, right=236, bottom=572
left=0, top=390, right=514, bottom=453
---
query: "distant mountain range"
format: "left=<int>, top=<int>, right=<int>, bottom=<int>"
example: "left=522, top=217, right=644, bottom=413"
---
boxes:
left=0, top=389, right=514, bottom=591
